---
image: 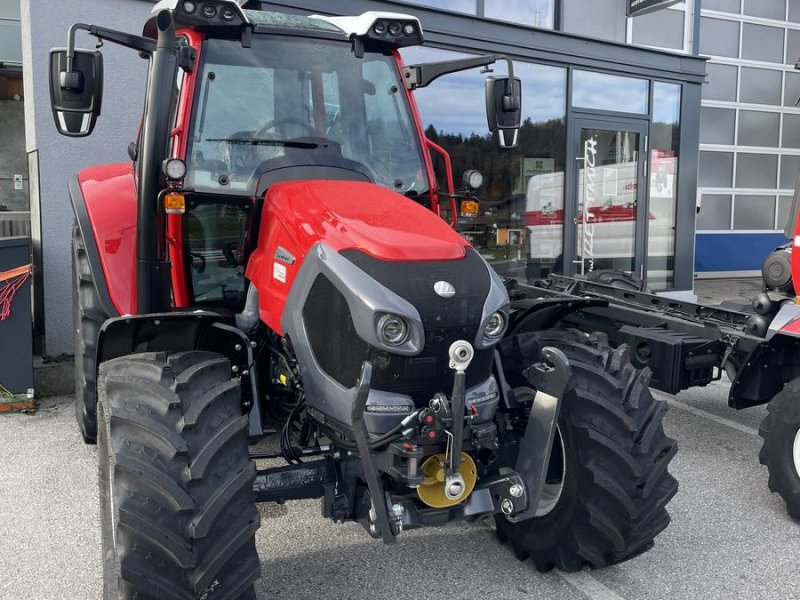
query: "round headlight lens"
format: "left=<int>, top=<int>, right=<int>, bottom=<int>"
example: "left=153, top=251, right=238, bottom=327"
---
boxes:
left=388, top=22, right=402, bottom=36
left=182, top=1, right=197, bottom=14
left=403, top=23, right=416, bottom=36
left=464, top=169, right=484, bottom=189
left=163, top=158, right=187, bottom=181
left=373, top=21, right=387, bottom=35
left=201, top=4, right=217, bottom=18
left=484, top=312, right=505, bottom=338
left=221, top=5, right=237, bottom=20
left=378, top=315, right=408, bottom=345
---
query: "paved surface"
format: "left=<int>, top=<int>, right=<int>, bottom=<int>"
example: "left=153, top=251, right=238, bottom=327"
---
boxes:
left=1, top=382, right=799, bottom=600
left=4, top=278, right=798, bottom=600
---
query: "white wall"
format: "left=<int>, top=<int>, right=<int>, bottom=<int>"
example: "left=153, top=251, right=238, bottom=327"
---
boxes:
left=21, top=0, right=152, bottom=354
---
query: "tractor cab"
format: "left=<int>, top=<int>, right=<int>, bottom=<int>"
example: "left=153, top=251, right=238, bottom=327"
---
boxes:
left=50, top=0, right=521, bottom=315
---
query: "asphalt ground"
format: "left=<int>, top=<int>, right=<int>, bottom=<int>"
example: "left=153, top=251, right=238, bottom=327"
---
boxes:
left=1, top=377, right=799, bottom=600
left=2, top=279, right=798, bottom=600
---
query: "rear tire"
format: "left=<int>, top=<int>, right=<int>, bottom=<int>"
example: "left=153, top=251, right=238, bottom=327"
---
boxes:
left=495, top=328, right=678, bottom=571
left=758, top=377, right=800, bottom=519
left=73, top=224, right=108, bottom=444
left=97, top=351, right=261, bottom=599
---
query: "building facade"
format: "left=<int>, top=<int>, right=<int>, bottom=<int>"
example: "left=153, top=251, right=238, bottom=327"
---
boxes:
left=21, top=0, right=706, bottom=354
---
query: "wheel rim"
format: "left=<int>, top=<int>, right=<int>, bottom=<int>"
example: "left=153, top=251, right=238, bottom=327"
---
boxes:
left=536, top=426, right=566, bottom=517
left=794, top=427, right=800, bottom=480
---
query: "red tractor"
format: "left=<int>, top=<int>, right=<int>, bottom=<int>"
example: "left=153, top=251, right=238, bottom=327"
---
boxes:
left=51, top=2, right=677, bottom=598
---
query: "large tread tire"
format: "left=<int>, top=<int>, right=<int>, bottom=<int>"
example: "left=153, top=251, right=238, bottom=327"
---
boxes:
left=97, top=351, right=261, bottom=599
left=495, top=328, right=678, bottom=572
left=758, top=378, right=800, bottom=519
left=73, top=224, right=108, bottom=444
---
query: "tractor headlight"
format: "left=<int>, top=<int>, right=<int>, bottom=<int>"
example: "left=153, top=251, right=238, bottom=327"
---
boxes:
left=378, top=314, right=409, bottom=346
left=163, top=158, right=187, bottom=181
left=484, top=311, right=506, bottom=339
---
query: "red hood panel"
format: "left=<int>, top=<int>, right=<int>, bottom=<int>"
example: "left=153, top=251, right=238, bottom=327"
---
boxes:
left=266, top=180, right=467, bottom=261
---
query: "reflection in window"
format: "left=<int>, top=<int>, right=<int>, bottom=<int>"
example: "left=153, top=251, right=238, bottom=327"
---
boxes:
left=400, top=47, right=566, bottom=282
left=648, top=82, right=681, bottom=290
left=572, top=70, right=649, bottom=114
left=484, top=0, right=555, bottom=29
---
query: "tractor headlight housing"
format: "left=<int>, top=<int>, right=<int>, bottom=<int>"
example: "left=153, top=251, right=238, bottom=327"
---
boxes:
left=162, top=158, right=187, bottom=181
left=377, top=314, right=409, bottom=346
left=484, top=311, right=506, bottom=339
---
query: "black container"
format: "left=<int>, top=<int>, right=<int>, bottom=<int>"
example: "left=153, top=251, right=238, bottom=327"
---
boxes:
left=0, top=236, right=32, bottom=394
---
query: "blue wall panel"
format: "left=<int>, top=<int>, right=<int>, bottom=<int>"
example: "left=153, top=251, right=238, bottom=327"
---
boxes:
left=695, top=232, right=787, bottom=272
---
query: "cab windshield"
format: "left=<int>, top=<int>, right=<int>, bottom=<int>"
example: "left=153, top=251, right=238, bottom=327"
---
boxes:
left=186, top=36, right=428, bottom=196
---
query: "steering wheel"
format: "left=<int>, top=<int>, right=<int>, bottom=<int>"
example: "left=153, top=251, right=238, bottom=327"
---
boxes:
left=255, top=118, right=317, bottom=140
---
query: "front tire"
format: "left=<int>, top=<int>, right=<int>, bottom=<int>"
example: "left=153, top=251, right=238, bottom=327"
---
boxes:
left=758, top=377, right=800, bottom=519
left=495, top=329, right=678, bottom=571
left=97, top=351, right=261, bottom=599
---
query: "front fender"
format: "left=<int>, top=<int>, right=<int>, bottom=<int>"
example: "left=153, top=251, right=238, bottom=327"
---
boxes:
left=98, top=312, right=263, bottom=438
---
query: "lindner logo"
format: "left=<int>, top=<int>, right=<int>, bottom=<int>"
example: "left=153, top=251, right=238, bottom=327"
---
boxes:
left=434, top=281, right=456, bottom=298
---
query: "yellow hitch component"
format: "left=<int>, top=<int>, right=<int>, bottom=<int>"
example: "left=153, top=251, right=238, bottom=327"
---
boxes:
left=416, top=452, right=477, bottom=508
left=164, top=192, right=186, bottom=214
left=460, top=199, right=479, bottom=218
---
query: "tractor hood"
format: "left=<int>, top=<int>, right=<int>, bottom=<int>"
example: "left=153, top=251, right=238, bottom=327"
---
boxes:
left=263, top=180, right=468, bottom=261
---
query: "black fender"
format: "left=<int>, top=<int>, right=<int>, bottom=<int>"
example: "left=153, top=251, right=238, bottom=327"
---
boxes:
left=97, top=312, right=263, bottom=438
left=506, top=297, right=608, bottom=338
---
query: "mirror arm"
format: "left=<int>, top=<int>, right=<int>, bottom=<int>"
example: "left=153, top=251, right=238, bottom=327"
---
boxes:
left=66, top=23, right=156, bottom=72
left=403, top=54, right=498, bottom=90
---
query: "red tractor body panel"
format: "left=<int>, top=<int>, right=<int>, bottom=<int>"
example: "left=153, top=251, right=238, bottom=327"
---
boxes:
left=77, top=163, right=138, bottom=315
left=245, top=179, right=469, bottom=334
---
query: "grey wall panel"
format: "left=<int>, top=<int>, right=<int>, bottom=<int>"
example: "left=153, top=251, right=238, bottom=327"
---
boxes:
left=22, top=0, right=151, bottom=355
left=562, top=0, right=627, bottom=43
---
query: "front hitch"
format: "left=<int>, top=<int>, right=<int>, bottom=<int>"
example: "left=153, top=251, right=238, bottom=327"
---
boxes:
left=506, top=346, right=571, bottom=522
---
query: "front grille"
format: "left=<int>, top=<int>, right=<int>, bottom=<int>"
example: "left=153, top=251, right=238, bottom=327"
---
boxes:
left=303, top=274, right=369, bottom=388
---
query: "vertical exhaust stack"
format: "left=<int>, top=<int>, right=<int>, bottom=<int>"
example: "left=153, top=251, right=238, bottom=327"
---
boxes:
left=136, top=9, right=178, bottom=314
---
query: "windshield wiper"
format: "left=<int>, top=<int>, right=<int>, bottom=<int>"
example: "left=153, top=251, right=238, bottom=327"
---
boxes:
left=206, top=138, right=319, bottom=149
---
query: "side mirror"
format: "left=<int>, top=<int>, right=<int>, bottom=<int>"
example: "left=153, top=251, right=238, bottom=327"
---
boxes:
left=486, top=76, right=522, bottom=149
left=49, top=48, right=104, bottom=137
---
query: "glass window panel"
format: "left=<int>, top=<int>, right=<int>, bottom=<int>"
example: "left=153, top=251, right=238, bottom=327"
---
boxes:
left=700, top=17, right=740, bottom=58
left=700, top=107, right=735, bottom=144
left=0, top=3, right=20, bottom=19
left=736, top=153, right=778, bottom=187
left=743, top=0, right=786, bottom=20
left=572, top=70, right=648, bottom=114
left=790, top=0, right=800, bottom=22
left=786, top=72, right=800, bottom=106
left=783, top=114, right=800, bottom=148
left=740, top=67, right=781, bottom=105
left=699, top=151, right=734, bottom=187
left=738, top=110, right=780, bottom=147
left=394, top=0, right=477, bottom=13
left=484, top=0, right=555, bottom=29
left=648, top=82, right=681, bottom=290
left=703, top=0, right=741, bottom=12
left=697, top=194, right=732, bottom=230
left=734, top=195, right=776, bottom=229
left=0, top=22, right=21, bottom=63
left=403, top=47, right=567, bottom=279
left=780, top=155, right=800, bottom=188
left=742, top=23, right=785, bottom=63
left=704, top=62, right=738, bottom=101
left=631, top=9, right=685, bottom=50
left=788, top=30, right=800, bottom=65
left=778, top=195, right=794, bottom=229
